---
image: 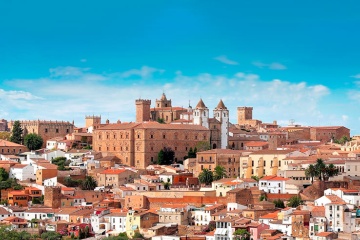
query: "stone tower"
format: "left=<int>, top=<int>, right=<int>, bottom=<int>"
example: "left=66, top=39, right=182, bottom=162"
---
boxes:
left=213, top=99, right=229, bottom=149
left=44, top=186, right=61, bottom=209
left=155, top=93, right=172, bottom=108
left=193, top=99, right=209, bottom=128
left=237, top=107, right=253, bottom=124
left=85, top=115, right=101, bottom=128
left=135, top=99, right=151, bottom=122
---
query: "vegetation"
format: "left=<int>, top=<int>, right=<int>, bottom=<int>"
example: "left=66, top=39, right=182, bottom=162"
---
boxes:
left=305, top=159, right=339, bottom=181
left=24, top=133, right=43, bottom=150
left=287, top=195, right=304, bottom=207
left=333, top=136, right=350, bottom=144
left=213, top=165, right=227, bottom=180
left=52, top=157, right=71, bottom=171
left=10, top=120, right=23, bottom=144
left=0, top=178, right=24, bottom=200
left=157, top=147, right=175, bottom=165
left=0, top=168, right=9, bottom=182
left=251, top=176, right=260, bottom=182
left=259, top=194, right=268, bottom=201
left=233, top=229, right=250, bottom=240
left=162, top=178, right=171, bottom=190
left=187, top=147, right=197, bottom=158
left=64, top=176, right=83, bottom=188
left=133, top=232, right=145, bottom=239
left=273, top=199, right=285, bottom=208
left=81, top=176, right=98, bottom=190
left=0, top=226, right=35, bottom=239
left=103, top=232, right=129, bottom=240
left=198, top=168, right=214, bottom=185
left=0, top=132, right=11, bottom=141
left=195, top=141, right=211, bottom=152
left=157, top=118, right=165, bottom=124
left=41, top=231, right=62, bottom=240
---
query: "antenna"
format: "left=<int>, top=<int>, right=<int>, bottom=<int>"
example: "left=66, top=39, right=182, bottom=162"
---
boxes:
left=289, top=119, right=295, bottom=126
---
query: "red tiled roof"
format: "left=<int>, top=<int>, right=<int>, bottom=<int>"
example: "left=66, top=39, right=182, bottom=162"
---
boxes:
left=101, top=169, right=126, bottom=174
left=260, top=176, right=290, bottom=181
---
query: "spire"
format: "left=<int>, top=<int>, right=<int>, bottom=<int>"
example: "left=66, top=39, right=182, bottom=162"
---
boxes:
left=195, top=98, right=206, bottom=109
left=216, top=99, right=227, bottom=110
left=160, top=93, right=167, bottom=101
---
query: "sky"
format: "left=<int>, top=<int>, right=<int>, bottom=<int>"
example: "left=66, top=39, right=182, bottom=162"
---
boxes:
left=0, top=1, right=360, bottom=134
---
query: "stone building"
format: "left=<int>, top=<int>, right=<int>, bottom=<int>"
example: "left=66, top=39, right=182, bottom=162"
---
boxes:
left=188, top=149, right=245, bottom=178
left=44, top=186, right=62, bottom=209
left=93, top=122, right=210, bottom=169
left=8, top=120, right=74, bottom=147
left=0, top=119, right=8, bottom=131
left=310, top=126, right=350, bottom=142
left=237, top=107, right=262, bottom=127
left=0, top=140, right=28, bottom=155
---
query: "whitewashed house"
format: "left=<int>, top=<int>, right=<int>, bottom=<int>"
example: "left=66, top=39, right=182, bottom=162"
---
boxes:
left=9, top=164, right=34, bottom=181
left=259, top=175, right=289, bottom=194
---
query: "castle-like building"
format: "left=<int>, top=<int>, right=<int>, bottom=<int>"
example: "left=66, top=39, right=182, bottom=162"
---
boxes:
left=8, top=120, right=74, bottom=147
left=93, top=94, right=230, bottom=169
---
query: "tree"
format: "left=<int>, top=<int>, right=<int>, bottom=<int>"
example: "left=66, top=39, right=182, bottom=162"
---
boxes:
left=324, top=163, right=339, bottom=181
left=162, top=178, right=171, bottom=190
left=213, top=165, right=227, bottom=180
left=187, top=148, right=196, bottom=158
left=273, top=199, right=285, bottom=208
left=81, top=176, right=97, bottom=190
left=287, top=195, right=303, bottom=207
left=0, top=168, right=9, bottom=182
left=10, top=120, right=23, bottom=144
left=41, top=231, right=62, bottom=240
left=314, top=158, right=326, bottom=180
left=133, top=232, right=145, bottom=239
left=251, top=176, right=260, bottom=182
left=103, top=233, right=129, bottom=240
left=198, top=168, right=213, bottom=186
left=157, top=118, right=165, bottom=124
left=157, top=147, right=175, bottom=165
left=259, top=194, right=267, bottom=201
left=195, top=141, right=210, bottom=152
left=233, top=229, right=250, bottom=240
left=305, top=164, right=317, bottom=184
left=0, top=132, right=10, bottom=141
left=24, top=133, right=43, bottom=150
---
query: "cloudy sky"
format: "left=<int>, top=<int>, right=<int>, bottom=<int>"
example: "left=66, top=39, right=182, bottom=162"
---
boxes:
left=1, top=1, right=360, bottom=134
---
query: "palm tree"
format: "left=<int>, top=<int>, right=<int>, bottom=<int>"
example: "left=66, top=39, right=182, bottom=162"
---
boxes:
left=324, top=164, right=339, bottom=181
left=305, top=164, right=317, bottom=183
left=213, top=165, right=227, bottom=180
left=315, top=158, right=326, bottom=180
left=82, top=176, right=97, bottom=190
left=233, top=229, right=250, bottom=240
left=198, top=168, right=214, bottom=186
left=287, top=195, right=303, bottom=207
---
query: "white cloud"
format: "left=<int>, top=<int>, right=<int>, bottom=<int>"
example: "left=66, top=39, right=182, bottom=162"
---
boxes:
left=351, top=74, right=360, bottom=79
left=253, top=61, right=287, bottom=70
left=121, top=66, right=164, bottom=78
left=2, top=67, right=333, bottom=128
left=342, top=115, right=349, bottom=121
left=214, top=55, right=238, bottom=65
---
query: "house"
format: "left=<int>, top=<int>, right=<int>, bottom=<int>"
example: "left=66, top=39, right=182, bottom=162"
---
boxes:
left=97, top=168, right=138, bottom=188
left=0, top=140, right=28, bottom=155
left=1, top=216, right=28, bottom=229
left=324, top=188, right=360, bottom=205
left=259, top=176, right=290, bottom=194
left=8, top=187, right=42, bottom=207
left=158, top=204, right=193, bottom=225
left=125, top=209, right=159, bottom=238
left=309, top=206, right=327, bottom=239
left=103, top=211, right=128, bottom=237
left=9, top=164, right=34, bottom=181
left=314, top=195, right=349, bottom=232
left=194, top=204, right=226, bottom=226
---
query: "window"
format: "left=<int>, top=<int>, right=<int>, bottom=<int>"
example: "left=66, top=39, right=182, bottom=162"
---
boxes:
left=66, top=129, right=69, bottom=133
left=163, top=134, right=166, bottom=139
left=45, top=128, right=48, bottom=133
left=56, top=128, right=59, bottom=133
left=150, top=134, right=153, bottom=139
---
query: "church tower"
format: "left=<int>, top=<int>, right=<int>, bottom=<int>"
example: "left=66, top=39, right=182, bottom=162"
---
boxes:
left=155, top=93, right=172, bottom=108
left=193, top=99, right=209, bottom=128
left=135, top=99, right=151, bottom=122
left=213, top=99, right=229, bottom=149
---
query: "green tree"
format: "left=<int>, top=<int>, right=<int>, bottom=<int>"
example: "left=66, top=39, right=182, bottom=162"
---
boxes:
left=162, top=178, right=171, bottom=190
left=315, top=158, right=326, bottom=180
left=305, top=164, right=317, bottom=184
left=213, top=165, right=228, bottom=180
left=324, top=163, right=339, bottom=181
left=187, top=148, right=196, bottom=158
left=287, top=195, right=303, bottom=207
left=259, top=194, right=267, bottom=201
left=198, top=168, right=214, bottom=186
left=24, top=133, right=43, bottom=150
left=273, top=199, right=285, bottom=208
left=0, top=168, right=9, bottom=182
left=10, top=120, right=23, bottom=144
left=103, top=233, right=129, bottom=240
left=195, top=141, right=210, bottom=152
left=41, top=231, right=62, bottom=240
left=133, top=232, right=144, bottom=239
left=157, top=118, right=165, bottom=124
left=157, top=147, right=175, bottom=165
left=52, top=157, right=70, bottom=171
left=233, top=229, right=250, bottom=240
left=81, top=176, right=97, bottom=190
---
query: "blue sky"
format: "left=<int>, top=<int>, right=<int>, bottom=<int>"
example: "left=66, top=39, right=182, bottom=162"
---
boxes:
left=1, top=1, right=360, bottom=134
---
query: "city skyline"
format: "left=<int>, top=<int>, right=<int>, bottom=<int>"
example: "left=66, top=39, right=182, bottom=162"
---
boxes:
left=1, top=1, right=360, bottom=133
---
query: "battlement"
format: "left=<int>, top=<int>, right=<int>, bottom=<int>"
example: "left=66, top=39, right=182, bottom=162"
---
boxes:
left=10, top=120, right=73, bottom=125
left=135, top=99, right=151, bottom=105
left=85, top=115, right=101, bottom=119
left=237, top=107, right=253, bottom=110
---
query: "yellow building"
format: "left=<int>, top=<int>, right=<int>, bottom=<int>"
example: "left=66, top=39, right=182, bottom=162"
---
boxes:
left=125, top=209, right=159, bottom=237
left=240, top=150, right=293, bottom=178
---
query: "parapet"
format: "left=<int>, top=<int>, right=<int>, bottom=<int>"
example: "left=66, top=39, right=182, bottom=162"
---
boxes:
left=135, top=99, right=151, bottom=105
left=237, top=106, right=253, bottom=110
